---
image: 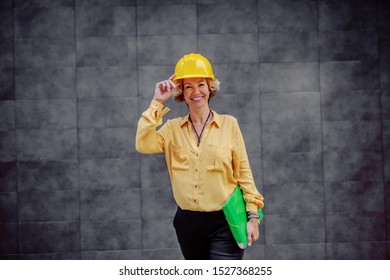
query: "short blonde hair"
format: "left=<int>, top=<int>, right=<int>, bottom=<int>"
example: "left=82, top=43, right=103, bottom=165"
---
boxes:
left=173, top=78, right=220, bottom=103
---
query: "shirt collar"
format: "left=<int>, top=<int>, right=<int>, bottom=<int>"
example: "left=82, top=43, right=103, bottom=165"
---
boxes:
left=179, top=110, right=222, bottom=128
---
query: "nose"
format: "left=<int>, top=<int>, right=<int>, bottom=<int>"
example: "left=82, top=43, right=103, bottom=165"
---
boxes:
left=193, top=85, right=201, bottom=94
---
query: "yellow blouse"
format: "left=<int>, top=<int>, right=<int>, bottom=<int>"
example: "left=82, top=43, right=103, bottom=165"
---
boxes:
left=136, top=100, right=264, bottom=212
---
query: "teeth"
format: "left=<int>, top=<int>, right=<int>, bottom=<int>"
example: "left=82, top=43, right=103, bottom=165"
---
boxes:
left=192, top=97, right=202, bottom=101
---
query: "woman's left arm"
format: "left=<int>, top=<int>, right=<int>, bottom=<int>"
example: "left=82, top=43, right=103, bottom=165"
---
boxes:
left=232, top=119, right=264, bottom=211
left=232, top=118, right=264, bottom=245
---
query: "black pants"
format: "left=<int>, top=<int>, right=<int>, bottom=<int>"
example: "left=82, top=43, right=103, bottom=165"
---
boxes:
left=173, top=207, right=244, bottom=260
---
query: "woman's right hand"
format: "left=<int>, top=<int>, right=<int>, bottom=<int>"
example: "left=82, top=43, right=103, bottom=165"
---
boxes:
left=153, top=74, right=177, bottom=105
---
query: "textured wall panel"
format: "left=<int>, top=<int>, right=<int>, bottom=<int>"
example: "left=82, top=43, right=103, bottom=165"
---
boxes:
left=79, top=157, right=140, bottom=190
left=326, top=242, right=387, bottom=260
left=259, top=0, right=317, bottom=32
left=142, top=188, right=176, bottom=219
left=81, top=250, right=142, bottom=260
left=17, top=129, right=78, bottom=160
left=16, top=99, right=77, bottom=129
left=0, top=131, right=16, bottom=162
left=0, top=162, right=17, bottom=192
left=261, top=92, right=321, bottom=123
left=0, top=9, right=13, bottom=38
left=18, top=160, right=78, bottom=192
left=321, top=91, right=381, bottom=121
left=0, top=69, right=14, bottom=100
left=262, top=123, right=321, bottom=154
left=266, top=214, right=326, bottom=245
left=0, top=101, right=15, bottom=131
left=325, top=181, right=384, bottom=214
left=81, top=219, right=141, bottom=251
left=0, top=192, right=17, bottom=223
left=77, top=66, right=137, bottom=98
left=324, top=150, right=383, bottom=182
left=79, top=127, right=135, bottom=159
left=266, top=244, right=325, bottom=260
left=15, top=38, right=75, bottom=68
left=14, top=7, right=74, bottom=38
left=259, top=32, right=318, bottom=63
left=319, top=30, right=378, bottom=61
left=260, top=63, right=319, bottom=93
left=76, top=37, right=136, bottom=67
left=137, top=4, right=196, bottom=35
left=320, top=61, right=380, bottom=92
left=326, top=213, right=386, bottom=243
left=15, top=68, right=76, bottom=99
left=318, top=1, right=377, bottom=31
left=14, top=0, right=75, bottom=7
left=198, top=1, right=257, bottom=34
left=382, top=62, right=390, bottom=89
left=19, top=191, right=79, bottom=222
left=76, top=6, right=135, bottom=37
left=265, top=182, right=324, bottom=215
left=214, top=64, right=259, bottom=94
left=199, top=33, right=258, bottom=64
left=78, top=97, right=138, bottom=128
left=0, top=224, right=18, bottom=254
left=80, top=188, right=141, bottom=220
left=137, top=35, right=197, bottom=65
left=212, top=93, right=260, bottom=124
left=19, top=222, right=80, bottom=254
left=76, top=0, right=135, bottom=6
left=263, top=152, right=323, bottom=184
left=140, top=154, right=171, bottom=189
left=0, top=41, right=14, bottom=68
left=143, top=218, right=178, bottom=249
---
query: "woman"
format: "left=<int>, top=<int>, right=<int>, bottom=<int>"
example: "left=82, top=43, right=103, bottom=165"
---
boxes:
left=136, top=53, right=264, bottom=260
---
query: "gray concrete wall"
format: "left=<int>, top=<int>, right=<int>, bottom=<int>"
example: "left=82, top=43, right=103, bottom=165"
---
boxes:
left=0, top=0, right=389, bottom=259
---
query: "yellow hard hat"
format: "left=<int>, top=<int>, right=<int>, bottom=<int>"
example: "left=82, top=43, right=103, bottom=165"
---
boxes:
left=173, top=53, right=214, bottom=82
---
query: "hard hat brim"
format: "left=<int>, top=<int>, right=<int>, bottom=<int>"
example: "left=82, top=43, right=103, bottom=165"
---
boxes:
left=173, top=74, right=214, bottom=82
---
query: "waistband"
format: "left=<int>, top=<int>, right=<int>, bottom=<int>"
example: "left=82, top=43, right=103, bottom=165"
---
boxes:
left=177, top=207, right=225, bottom=218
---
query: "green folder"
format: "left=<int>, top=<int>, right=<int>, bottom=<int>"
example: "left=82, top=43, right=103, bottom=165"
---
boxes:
left=223, top=186, right=263, bottom=249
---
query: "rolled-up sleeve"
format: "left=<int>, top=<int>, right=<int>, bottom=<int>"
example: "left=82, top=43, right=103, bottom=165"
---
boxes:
left=135, top=100, right=170, bottom=154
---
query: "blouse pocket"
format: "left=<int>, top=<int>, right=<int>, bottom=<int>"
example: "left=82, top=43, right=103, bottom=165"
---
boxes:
left=171, top=144, right=190, bottom=170
left=206, top=145, right=231, bottom=172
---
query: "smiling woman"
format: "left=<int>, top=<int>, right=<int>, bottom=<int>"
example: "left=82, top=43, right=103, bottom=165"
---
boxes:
left=172, top=53, right=220, bottom=103
left=135, top=53, right=264, bottom=260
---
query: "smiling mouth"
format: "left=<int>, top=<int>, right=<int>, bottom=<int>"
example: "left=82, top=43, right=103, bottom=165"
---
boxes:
left=191, top=96, right=203, bottom=101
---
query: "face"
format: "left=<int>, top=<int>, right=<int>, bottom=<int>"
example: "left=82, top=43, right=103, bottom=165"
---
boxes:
left=182, top=78, right=210, bottom=108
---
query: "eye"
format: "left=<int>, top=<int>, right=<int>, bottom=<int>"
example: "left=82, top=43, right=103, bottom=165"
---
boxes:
left=199, top=83, right=206, bottom=87
left=185, top=85, right=192, bottom=90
